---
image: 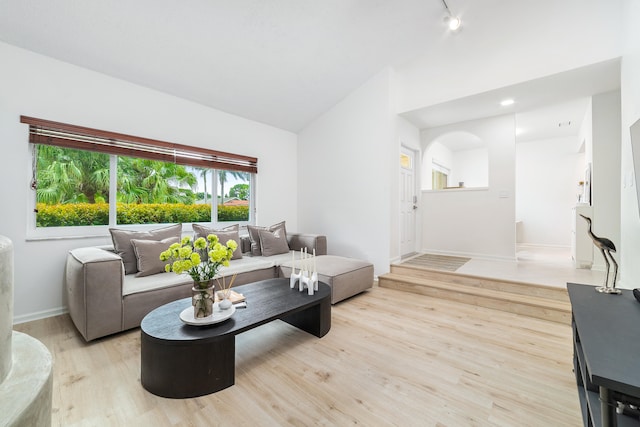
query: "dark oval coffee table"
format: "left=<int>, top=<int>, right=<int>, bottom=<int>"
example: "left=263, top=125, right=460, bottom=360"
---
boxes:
left=140, top=278, right=331, bottom=398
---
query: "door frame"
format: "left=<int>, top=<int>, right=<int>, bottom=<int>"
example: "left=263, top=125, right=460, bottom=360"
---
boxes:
left=399, top=145, right=420, bottom=258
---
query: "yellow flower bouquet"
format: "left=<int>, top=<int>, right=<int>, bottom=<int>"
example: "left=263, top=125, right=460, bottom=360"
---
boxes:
left=160, top=234, right=237, bottom=287
left=160, top=234, right=238, bottom=318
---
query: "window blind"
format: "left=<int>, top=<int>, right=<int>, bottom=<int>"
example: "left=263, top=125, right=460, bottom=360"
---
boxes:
left=20, top=115, right=258, bottom=173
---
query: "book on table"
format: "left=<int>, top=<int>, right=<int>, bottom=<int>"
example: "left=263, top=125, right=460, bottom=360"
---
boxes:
left=215, top=290, right=245, bottom=304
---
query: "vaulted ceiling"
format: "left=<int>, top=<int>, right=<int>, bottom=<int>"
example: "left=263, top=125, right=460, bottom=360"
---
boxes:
left=0, top=1, right=622, bottom=138
left=0, top=0, right=445, bottom=132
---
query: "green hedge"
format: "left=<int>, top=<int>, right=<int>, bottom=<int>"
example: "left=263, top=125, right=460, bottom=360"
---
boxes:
left=217, top=205, right=249, bottom=221
left=36, top=203, right=249, bottom=227
left=36, top=203, right=109, bottom=227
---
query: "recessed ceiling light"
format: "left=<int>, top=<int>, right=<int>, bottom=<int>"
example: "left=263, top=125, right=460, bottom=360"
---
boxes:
left=500, top=99, right=515, bottom=107
left=559, top=121, right=572, bottom=127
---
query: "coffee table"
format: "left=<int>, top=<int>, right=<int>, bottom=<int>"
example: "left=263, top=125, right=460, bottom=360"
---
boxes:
left=140, top=278, right=331, bottom=398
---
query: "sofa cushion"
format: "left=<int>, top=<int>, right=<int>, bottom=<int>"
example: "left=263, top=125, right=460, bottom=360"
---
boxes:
left=258, top=228, right=290, bottom=257
left=247, top=221, right=287, bottom=256
left=216, top=256, right=277, bottom=279
left=110, top=224, right=182, bottom=275
left=123, top=269, right=193, bottom=297
left=255, top=251, right=295, bottom=267
left=131, top=236, right=180, bottom=277
left=122, top=256, right=275, bottom=296
left=192, top=223, right=242, bottom=260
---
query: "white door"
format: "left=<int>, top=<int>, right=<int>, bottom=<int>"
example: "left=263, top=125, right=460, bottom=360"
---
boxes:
left=400, top=148, right=417, bottom=257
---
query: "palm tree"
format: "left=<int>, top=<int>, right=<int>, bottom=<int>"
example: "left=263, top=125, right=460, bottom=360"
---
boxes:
left=36, top=146, right=202, bottom=205
left=194, top=167, right=209, bottom=204
left=117, top=157, right=198, bottom=204
left=36, top=145, right=110, bottom=203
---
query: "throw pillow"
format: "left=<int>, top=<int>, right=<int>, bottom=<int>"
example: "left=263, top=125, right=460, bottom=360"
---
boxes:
left=191, top=223, right=242, bottom=260
left=258, top=228, right=290, bottom=257
left=131, top=236, right=180, bottom=277
left=247, top=221, right=287, bottom=256
left=109, top=223, right=182, bottom=275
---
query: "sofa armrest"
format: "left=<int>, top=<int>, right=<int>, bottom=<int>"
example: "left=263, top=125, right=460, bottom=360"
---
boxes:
left=287, top=233, right=327, bottom=256
left=65, top=247, right=124, bottom=341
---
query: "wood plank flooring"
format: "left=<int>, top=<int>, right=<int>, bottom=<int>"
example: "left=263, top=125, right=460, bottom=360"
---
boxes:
left=13, top=286, right=582, bottom=426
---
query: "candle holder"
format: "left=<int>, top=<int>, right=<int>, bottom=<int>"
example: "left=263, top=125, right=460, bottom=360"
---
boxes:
left=290, top=248, right=318, bottom=295
left=299, top=270, right=318, bottom=295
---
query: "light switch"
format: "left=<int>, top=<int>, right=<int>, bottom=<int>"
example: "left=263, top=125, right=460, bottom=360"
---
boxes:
left=499, top=190, right=509, bottom=198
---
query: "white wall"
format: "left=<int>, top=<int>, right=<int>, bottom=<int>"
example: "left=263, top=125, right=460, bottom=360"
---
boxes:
left=515, top=136, right=583, bottom=247
left=391, top=0, right=622, bottom=264
left=451, top=148, right=489, bottom=188
left=420, top=115, right=516, bottom=260
left=590, top=91, right=622, bottom=271
left=423, top=138, right=488, bottom=189
left=579, top=98, right=594, bottom=202
left=0, top=42, right=298, bottom=322
left=298, top=69, right=394, bottom=276
left=397, top=116, right=421, bottom=152
left=618, top=0, right=640, bottom=289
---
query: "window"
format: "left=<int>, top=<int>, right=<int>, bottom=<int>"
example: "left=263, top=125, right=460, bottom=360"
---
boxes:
left=432, top=162, right=449, bottom=190
left=23, top=116, right=257, bottom=232
left=400, top=152, right=412, bottom=169
left=213, top=170, right=251, bottom=223
left=34, top=145, right=111, bottom=227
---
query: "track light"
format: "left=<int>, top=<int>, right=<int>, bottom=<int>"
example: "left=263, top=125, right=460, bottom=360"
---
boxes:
left=446, top=15, right=462, bottom=31
left=441, top=0, right=462, bottom=32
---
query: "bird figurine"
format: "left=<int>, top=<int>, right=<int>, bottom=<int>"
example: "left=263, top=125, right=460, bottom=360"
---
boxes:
left=579, top=214, right=620, bottom=294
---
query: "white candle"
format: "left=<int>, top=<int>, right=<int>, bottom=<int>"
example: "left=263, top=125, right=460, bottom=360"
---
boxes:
left=313, top=248, right=316, bottom=273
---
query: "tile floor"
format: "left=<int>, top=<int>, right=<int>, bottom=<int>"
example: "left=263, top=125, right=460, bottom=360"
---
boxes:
left=455, top=244, right=605, bottom=288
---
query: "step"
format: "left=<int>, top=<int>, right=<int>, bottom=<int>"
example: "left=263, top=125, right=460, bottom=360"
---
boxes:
left=390, top=264, right=569, bottom=303
left=378, top=272, right=572, bottom=324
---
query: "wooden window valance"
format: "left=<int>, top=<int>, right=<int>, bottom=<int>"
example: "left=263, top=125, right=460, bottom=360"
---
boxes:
left=20, top=115, right=258, bottom=173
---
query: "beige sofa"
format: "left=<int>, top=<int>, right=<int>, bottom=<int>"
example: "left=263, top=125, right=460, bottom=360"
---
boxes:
left=66, top=232, right=328, bottom=341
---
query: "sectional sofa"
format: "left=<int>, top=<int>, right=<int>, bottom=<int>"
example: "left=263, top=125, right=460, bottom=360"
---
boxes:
left=65, top=223, right=373, bottom=341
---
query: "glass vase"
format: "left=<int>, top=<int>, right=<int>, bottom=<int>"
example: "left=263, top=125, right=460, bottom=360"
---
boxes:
left=192, top=280, right=215, bottom=318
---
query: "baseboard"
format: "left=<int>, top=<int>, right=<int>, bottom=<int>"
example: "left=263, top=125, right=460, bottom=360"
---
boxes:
left=389, top=255, right=402, bottom=264
left=13, top=307, right=67, bottom=325
left=517, top=243, right=571, bottom=250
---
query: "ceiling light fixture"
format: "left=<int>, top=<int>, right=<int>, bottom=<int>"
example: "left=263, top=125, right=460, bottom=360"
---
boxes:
left=500, top=99, right=515, bottom=106
left=442, top=0, right=462, bottom=31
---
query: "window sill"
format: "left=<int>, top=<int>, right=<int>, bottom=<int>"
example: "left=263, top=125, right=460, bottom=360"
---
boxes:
left=25, top=222, right=252, bottom=241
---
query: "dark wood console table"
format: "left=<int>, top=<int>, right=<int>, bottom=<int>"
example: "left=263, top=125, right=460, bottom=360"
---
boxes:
left=568, top=283, right=640, bottom=426
left=140, top=278, right=331, bottom=398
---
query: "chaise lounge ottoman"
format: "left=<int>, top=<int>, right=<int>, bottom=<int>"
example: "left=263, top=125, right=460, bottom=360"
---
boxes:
left=280, top=255, right=373, bottom=304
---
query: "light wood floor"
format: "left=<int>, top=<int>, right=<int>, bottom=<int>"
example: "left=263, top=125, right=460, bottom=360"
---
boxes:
left=14, top=286, right=582, bottom=426
left=454, top=245, right=604, bottom=289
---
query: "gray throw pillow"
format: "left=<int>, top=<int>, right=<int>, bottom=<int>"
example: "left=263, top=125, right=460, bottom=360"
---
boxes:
left=109, top=223, right=182, bottom=274
left=192, top=223, right=242, bottom=260
left=258, top=227, right=290, bottom=257
left=247, top=221, right=286, bottom=256
left=131, top=236, right=180, bottom=277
